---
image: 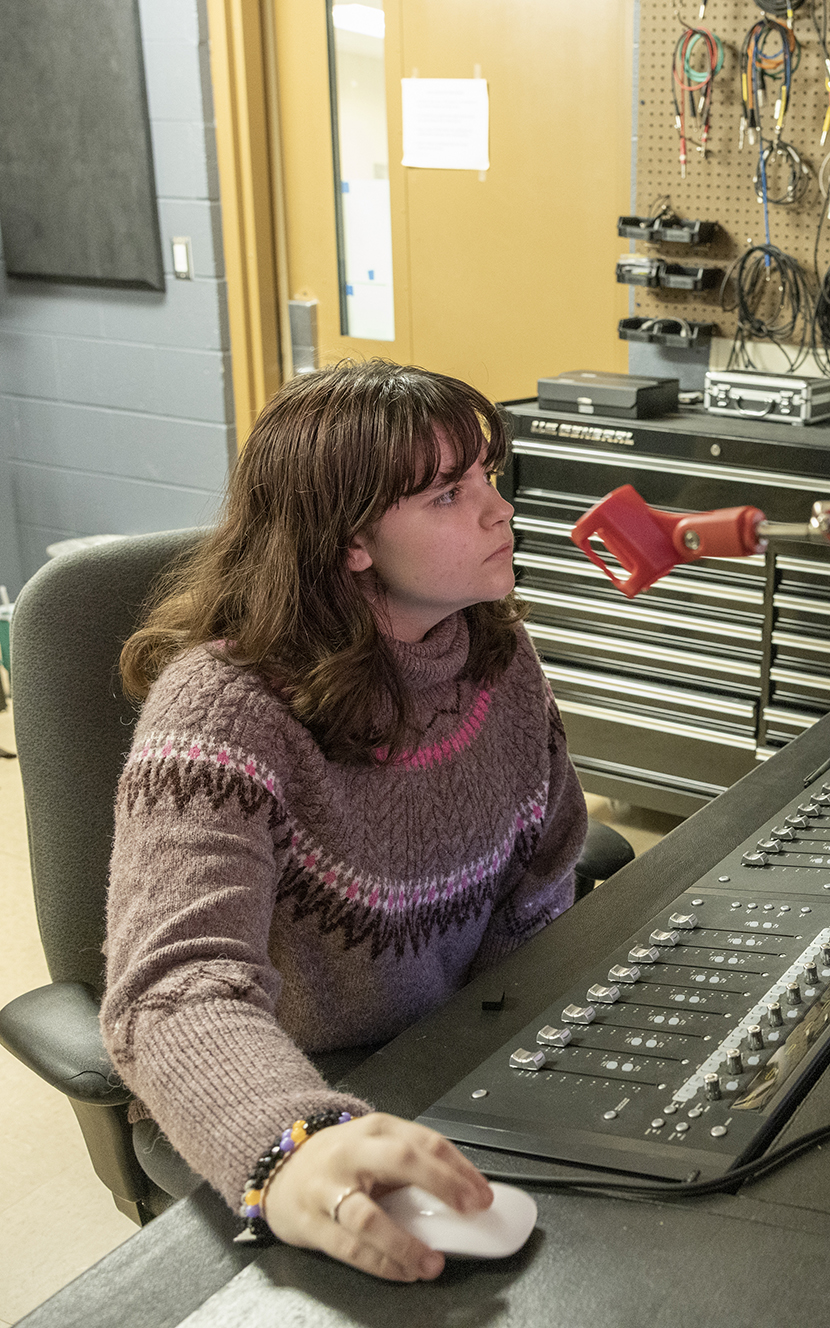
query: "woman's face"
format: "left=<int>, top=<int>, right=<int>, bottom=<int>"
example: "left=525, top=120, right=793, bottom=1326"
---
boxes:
left=347, top=434, right=515, bottom=642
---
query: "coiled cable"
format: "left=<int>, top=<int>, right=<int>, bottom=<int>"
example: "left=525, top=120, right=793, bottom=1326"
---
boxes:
left=721, top=243, right=813, bottom=371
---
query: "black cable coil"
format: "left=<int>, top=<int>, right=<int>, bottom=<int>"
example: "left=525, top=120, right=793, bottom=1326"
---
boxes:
left=721, top=244, right=813, bottom=371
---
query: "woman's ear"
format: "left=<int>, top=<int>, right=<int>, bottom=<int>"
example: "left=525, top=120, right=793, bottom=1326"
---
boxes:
left=346, top=535, right=373, bottom=574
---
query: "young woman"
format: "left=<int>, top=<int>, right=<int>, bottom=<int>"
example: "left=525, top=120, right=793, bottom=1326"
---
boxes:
left=101, top=360, right=587, bottom=1282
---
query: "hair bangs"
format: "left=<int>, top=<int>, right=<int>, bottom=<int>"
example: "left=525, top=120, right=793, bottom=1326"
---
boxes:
left=370, top=380, right=507, bottom=522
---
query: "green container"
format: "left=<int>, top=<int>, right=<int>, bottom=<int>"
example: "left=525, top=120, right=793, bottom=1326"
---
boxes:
left=0, top=604, right=12, bottom=679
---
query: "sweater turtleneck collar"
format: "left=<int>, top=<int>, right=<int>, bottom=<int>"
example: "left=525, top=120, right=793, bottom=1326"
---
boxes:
left=384, top=612, right=470, bottom=692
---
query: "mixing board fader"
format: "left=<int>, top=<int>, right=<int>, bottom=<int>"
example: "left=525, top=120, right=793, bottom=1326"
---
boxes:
left=418, top=775, right=830, bottom=1182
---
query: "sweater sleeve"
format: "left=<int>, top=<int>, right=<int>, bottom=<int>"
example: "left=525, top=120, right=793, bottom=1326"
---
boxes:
left=469, top=682, right=588, bottom=973
left=100, top=673, right=370, bottom=1212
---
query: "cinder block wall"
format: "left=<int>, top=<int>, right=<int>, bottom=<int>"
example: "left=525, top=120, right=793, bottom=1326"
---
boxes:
left=0, top=0, right=234, bottom=599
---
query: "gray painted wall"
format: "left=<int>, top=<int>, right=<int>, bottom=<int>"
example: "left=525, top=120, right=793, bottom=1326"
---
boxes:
left=0, top=0, right=234, bottom=599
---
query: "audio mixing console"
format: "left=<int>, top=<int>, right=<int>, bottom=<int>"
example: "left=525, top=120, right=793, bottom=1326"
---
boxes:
left=419, top=767, right=830, bottom=1183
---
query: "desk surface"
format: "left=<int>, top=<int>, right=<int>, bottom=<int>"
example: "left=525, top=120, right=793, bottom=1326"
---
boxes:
left=21, top=713, right=830, bottom=1328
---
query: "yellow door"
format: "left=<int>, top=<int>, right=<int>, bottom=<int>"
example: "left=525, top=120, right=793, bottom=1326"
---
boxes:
left=273, top=0, right=634, bottom=401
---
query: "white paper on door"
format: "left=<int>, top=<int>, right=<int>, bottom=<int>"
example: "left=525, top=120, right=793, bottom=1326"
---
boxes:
left=401, top=78, right=489, bottom=171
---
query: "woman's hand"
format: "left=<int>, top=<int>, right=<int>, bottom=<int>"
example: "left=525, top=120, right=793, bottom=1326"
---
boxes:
left=262, top=1112, right=493, bottom=1281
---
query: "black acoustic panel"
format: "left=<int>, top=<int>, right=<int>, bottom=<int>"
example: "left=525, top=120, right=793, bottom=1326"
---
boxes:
left=0, top=0, right=164, bottom=290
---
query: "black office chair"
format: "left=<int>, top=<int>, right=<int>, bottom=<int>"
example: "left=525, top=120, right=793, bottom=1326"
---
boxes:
left=0, top=531, right=633, bottom=1225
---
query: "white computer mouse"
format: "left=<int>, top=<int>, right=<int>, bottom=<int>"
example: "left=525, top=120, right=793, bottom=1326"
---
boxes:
left=378, top=1181, right=537, bottom=1258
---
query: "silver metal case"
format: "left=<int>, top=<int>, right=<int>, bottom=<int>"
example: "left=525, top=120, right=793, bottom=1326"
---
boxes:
left=704, top=370, right=830, bottom=426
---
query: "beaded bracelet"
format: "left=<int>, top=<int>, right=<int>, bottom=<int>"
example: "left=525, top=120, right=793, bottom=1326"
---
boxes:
left=239, top=1108, right=353, bottom=1243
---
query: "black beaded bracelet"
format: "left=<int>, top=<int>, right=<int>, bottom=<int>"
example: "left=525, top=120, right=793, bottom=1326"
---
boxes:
left=239, top=1108, right=352, bottom=1243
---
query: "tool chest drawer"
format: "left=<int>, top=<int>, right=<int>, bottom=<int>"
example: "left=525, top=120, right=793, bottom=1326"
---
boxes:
left=501, top=400, right=830, bottom=815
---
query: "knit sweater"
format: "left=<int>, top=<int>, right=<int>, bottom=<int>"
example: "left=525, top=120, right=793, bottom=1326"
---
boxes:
left=101, top=614, right=587, bottom=1210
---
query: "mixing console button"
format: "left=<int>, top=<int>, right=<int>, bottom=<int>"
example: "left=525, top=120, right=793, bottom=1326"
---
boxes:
left=536, top=1025, right=572, bottom=1047
left=509, top=1048, right=547, bottom=1071
left=609, top=964, right=640, bottom=983
left=651, top=1118, right=665, bottom=1129
left=629, top=945, right=660, bottom=963
left=669, top=912, right=698, bottom=929
left=650, top=929, right=681, bottom=946
left=704, top=1073, right=721, bottom=1101
left=785, top=814, right=809, bottom=829
left=675, top=1121, right=691, bottom=1133
left=587, top=984, right=621, bottom=1004
left=562, top=1004, right=596, bottom=1025
left=771, top=826, right=795, bottom=841
left=688, top=1106, right=704, bottom=1118
left=742, top=852, right=767, bottom=867
left=663, top=1104, right=679, bottom=1114
left=767, top=1001, right=784, bottom=1027
left=710, top=1125, right=728, bottom=1138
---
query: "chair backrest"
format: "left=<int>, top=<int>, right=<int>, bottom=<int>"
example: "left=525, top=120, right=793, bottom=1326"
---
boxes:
left=11, top=530, right=204, bottom=994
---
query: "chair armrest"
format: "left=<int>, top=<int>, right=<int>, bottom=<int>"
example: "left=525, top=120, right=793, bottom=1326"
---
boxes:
left=0, top=981, right=132, bottom=1105
left=578, top=820, right=636, bottom=883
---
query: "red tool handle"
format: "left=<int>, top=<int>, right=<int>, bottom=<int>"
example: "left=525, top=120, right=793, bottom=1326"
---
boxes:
left=570, top=485, right=766, bottom=598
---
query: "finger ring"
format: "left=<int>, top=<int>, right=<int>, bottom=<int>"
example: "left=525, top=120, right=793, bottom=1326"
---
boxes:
left=331, top=1186, right=361, bottom=1223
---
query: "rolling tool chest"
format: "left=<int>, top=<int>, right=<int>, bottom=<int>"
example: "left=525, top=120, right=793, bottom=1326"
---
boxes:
left=500, top=399, right=830, bottom=817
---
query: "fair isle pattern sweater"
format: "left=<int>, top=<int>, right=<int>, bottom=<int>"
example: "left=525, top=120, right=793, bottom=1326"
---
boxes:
left=101, top=614, right=587, bottom=1210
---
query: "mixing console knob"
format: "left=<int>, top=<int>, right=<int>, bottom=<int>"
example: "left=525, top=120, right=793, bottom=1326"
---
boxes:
left=649, top=929, right=680, bottom=947
left=767, top=1001, right=784, bottom=1027
left=562, top=1004, right=596, bottom=1025
left=587, top=984, right=621, bottom=1004
left=770, top=826, right=795, bottom=841
left=668, top=912, right=698, bottom=930
left=804, top=962, right=819, bottom=986
left=536, top=1025, right=572, bottom=1047
left=756, top=838, right=782, bottom=853
left=823, top=944, right=830, bottom=966
left=509, top=1048, right=547, bottom=1071
left=629, top=944, right=660, bottom=963
left=784, top=814, right=808, bottom=829
left=725, top=1049, right=743, bottom=1075
left=609, top=964, right=641, bottom=983
left=741, top=852, right=768, bottom=867
left=748, top=1025, right=765, bottom=1050
left=704, top=1073, right=721, bottom=1101
left=786, top=981, right=802, bottom=1006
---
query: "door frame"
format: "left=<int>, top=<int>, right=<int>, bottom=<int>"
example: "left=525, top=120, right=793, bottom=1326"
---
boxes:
left=205, top=0, right=290, bottom=448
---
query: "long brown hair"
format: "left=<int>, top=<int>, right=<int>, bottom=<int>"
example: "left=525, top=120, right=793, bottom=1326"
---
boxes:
left=121, top=360, right=525, bottom=763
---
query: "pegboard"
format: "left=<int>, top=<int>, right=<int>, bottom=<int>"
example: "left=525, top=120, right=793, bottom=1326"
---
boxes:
left=632, top=0, right=830, bottom=343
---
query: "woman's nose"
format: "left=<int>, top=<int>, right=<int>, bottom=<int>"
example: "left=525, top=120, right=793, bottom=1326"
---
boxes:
left=487, top=484, right=514, bottom=523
